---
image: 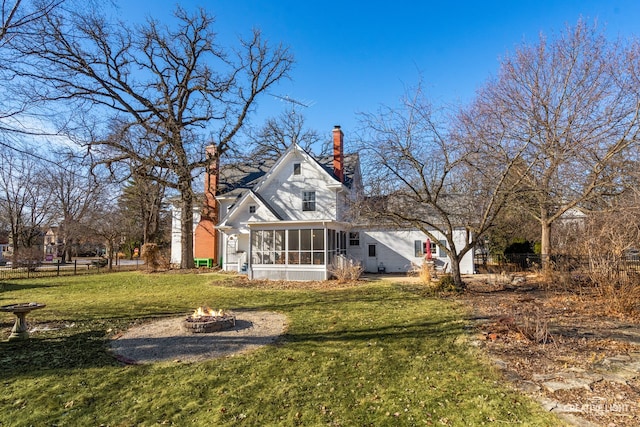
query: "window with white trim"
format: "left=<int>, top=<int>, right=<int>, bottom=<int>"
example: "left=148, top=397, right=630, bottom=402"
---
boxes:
left=302, top=191, right=316, bottom=211
left=249, top=205, right=257, bottom=214
left=349, top=232, right=360, bottom=246
left=414, top=240, right=437, bottom=257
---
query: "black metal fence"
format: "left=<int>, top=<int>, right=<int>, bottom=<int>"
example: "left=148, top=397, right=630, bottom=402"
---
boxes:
left=475, top=252, right=640, bottom=275
left=0, top=259, right=143, bottom=281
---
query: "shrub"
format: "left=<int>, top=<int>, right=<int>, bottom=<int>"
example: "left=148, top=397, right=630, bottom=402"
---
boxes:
left=587, top=256, right=640, bottom=316
left=12, top=247, right=43, bottom=271
left=409, top=261, right=433, bottom=285
left=436, top=274, right=458, bottom=292
left=141, top=243, right=161, bottom=272
left=329, top=255, right=363, bottom=283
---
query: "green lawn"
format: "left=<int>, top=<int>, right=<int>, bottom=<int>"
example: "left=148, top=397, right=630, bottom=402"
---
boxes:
left=0, top=272, right=562, bottom=426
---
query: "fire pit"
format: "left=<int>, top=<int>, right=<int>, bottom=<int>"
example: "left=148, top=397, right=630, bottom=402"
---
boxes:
left=183, top=306, right=236, bottom=333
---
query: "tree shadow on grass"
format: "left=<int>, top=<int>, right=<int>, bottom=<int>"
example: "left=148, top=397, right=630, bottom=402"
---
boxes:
left=238, top=288, right=437, bottom=314
left=0, top=330, right=120, bottom=380
left=0, top=281, right=55, bottom=295
left=282, top=316, right=464, bottom=346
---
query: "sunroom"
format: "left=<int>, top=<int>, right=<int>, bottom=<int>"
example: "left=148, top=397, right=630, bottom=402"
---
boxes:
left=245, top=221, right=349, bottom=281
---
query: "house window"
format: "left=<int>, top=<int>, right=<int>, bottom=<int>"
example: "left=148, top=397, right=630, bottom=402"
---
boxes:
left=293, top=163, right=301, bottom=175
left=302, top=191, right=316, bottom=211
left=349, top=232, right=360, bottom=246
left=438, top=240, right=447, bottom=257
left=368, top=244, right=376, bottom=257
left=415, top=240, right=437, bottom=257
left=414, top=240, right=423, bottom=257
left=249, top=205, right=257, bottom=214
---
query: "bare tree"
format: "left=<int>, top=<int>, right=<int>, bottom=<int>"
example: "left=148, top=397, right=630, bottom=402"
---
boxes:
left=12, top=6, right=293, bottom=268
left=0, top=0, right=65, bottom=143
left=0, top=0, right=64, bottom=46
left=468, top=20, right=640, bottom=271
left=88, top=200, right=126, bottom=269
left=119, top=170, right=167, bottom=246
left=0, top=147, right=54, bottom=263
left=358, top=86, right=526, bottom=288
left=242, top=107, right=323, bottom=162
left=47, top=160, right=102, bottom=263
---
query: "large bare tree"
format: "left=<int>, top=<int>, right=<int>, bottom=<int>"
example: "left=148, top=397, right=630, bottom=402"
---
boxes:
left=0, top=147, right=54, bottom=263
left=1, top=0, right=63, bottom=45
left=242, top=107, right=323, bottom=162
left=0, top=0, right=65, bottom=142
left=12, top=6, right=293, bottom=268
left=358, top=86, right=527, bottom=288
left=468, top=20, right=640, bottom=270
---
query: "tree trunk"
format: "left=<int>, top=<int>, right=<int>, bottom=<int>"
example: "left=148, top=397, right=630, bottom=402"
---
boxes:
left=540, top=215, right=552, bottom=273
left=107, top=240, right=114, bottom=270
left=61, top=236, right=71, bottom=263
left=180, top=188, right=195, bottom=269
left=449, top=255, right=464, bottom=290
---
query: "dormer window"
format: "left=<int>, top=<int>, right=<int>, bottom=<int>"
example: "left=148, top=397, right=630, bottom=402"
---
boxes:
left=249, top=205, right=257, bottom=214
left=302, top=191, right=316, bottom=211
left=293, top=163, right=301, bottom=175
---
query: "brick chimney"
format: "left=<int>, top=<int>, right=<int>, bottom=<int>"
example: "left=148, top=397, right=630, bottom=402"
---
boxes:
left=332, top=125, right=344, bottom=182
left=194, top=144, right=220, bottom=264
left=202, top=144, right=219, bottom=219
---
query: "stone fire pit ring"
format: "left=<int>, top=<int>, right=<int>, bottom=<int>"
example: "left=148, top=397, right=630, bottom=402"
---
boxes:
left=182, top=312, right=236, bottom=333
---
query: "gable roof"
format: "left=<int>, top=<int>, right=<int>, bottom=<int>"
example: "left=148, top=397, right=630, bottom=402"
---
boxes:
left=218, top=189, right=283, bottom=227
left=217, top=145, right=359, bottom=199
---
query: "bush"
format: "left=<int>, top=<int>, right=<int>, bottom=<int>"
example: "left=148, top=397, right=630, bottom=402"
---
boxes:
left=587, top=256, right=640, bottom=316
left=436, top=274, right=459, bottom=292
left=12, top=247, right=43, bottom=271
left=329, top=255, right=363, bottom=283
left=409, top=261, right=433, bottom=285
left=141, top=243, right=161, bottom=272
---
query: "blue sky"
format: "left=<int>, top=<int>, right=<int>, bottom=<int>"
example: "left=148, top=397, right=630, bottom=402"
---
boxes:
left=123, top=1, right=640, bottom=145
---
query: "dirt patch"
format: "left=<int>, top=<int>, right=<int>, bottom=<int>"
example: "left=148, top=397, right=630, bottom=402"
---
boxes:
left=109, top=310, right=287, bottom=364
left=460, top=274, right=640, bottom=426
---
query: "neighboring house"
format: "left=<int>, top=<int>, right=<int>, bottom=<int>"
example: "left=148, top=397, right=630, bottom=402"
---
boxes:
left=44, top=226, right=64, bottom=260
left=170, top=125, right=474, bottom=280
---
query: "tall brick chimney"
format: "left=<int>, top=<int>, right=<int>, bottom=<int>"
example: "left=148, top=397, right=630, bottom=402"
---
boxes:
left=202, top=144, right=219, bottom=219
left=332, top=125, right=344, bottom=182
left=194, top=144, right=220, bottom=264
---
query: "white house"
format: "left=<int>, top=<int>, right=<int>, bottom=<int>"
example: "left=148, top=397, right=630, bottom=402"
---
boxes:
left=171, top=126, right=474, bottom=280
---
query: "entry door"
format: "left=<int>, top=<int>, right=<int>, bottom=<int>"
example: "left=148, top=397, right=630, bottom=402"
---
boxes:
left=366, top=243, right=378, bottom=272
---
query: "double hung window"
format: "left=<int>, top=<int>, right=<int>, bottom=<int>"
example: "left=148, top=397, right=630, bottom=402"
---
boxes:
left=302, top=191, right=316, bottom=211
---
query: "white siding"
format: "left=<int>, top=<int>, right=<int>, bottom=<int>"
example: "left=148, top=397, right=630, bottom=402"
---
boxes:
left=353, top=229, right=474, bottom=275
left=257, top=153, right=338, bottom=221
left=170, top=206, right=200, bottom=266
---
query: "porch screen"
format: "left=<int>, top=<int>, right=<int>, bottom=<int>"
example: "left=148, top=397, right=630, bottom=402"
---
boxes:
left=252, top=229, right=324, bottom=265
left=251, top=230, right=285, bottom=264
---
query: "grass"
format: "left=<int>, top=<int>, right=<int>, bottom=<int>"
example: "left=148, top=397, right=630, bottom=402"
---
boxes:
left=0, top=272, right=562, bottom=426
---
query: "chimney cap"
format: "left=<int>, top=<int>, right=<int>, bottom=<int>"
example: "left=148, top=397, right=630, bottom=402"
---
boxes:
left=333, top=125, right=341, bottom=129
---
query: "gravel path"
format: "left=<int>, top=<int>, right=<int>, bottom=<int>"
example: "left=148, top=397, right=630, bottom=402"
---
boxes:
left=109, top=310, right=287, bottom=364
